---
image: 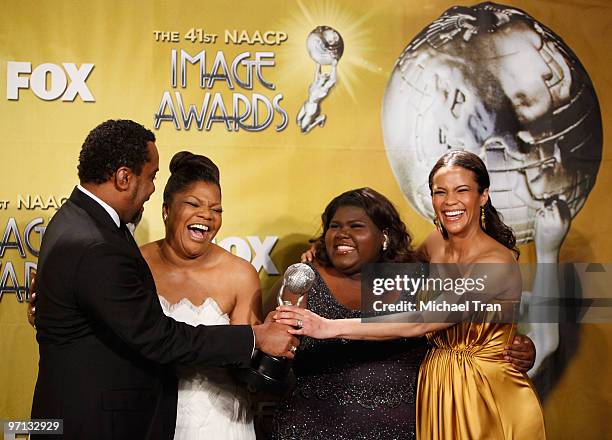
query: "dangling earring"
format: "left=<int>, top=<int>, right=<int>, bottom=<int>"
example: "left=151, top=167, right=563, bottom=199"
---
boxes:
left=480, top=206, right=486, bottom=230
left=382, top=233, right=389, bottom=251
left=163, top=213, right=168, bottom=222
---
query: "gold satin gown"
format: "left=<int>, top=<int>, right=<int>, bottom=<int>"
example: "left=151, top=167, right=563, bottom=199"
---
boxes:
left=416, top=319, right=546, bottom=439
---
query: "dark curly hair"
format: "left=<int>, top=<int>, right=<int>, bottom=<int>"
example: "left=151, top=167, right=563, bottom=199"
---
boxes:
left=162, top=151, right=220, bottom=206
left=78, top=120, right=155, bottom=184
left=314, top=187, right=420, bottom=267
left=428, top=150, right=519, bottom=258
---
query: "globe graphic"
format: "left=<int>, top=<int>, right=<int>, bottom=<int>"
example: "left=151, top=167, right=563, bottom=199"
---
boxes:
left=382, top=2, right=602, bottom=243
left=306, top=25, right=344, bottom=66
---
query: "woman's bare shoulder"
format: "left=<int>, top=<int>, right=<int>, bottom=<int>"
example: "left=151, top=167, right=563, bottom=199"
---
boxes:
left=139, top=240, right=163, bottom=263
left=214, top=245, right=259, bottom=280
left=474, top=236, right=516, bottom=264
left=423, top=230, right=445, bottom=259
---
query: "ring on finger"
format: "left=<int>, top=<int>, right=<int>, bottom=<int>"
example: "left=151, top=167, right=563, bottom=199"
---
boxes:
left=296, top=319, right=303, bottom=329
left=290, top=345, right=297, bottom=354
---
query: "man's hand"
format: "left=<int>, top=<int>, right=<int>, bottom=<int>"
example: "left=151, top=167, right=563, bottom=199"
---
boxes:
left=504, top=334, right=536, bottom=373
left=252, top=317, right=299, bottom=359
left=27, top=274, right=37, bottom=328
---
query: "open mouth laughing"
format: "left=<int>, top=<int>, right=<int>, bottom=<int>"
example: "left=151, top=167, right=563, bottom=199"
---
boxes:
left=187, top=223, right=210, bottom=241
left=442, top=209, right=466, bottom=222
left=335, top=243, right=356, bottom=255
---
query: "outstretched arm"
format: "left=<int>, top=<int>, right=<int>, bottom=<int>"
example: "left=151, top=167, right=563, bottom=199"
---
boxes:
left=275, top=304, right=536, bottom=370
left=276, top=260, right=521, bottom=341
left=73, top=242, right=255, bottom=367
left=275, top=305, right=452, bottom=340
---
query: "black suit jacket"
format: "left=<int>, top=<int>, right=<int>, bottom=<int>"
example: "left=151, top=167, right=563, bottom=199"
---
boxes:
left=31, top=188, right=253, bottom=439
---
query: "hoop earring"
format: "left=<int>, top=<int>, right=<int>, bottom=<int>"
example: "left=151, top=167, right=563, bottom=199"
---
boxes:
left=382, top=233, right=389, bottom=252
left=480, top=206, right=486, bottom=230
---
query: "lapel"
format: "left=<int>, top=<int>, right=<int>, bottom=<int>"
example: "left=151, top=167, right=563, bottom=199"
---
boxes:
left=120, top=222, right=139, bottom=248
left=68, top=186, right=153, bottom=284
left=68, top=187, right=126, bottom=242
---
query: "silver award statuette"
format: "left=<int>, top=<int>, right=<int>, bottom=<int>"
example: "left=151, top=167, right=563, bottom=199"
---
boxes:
left=296, top=26, right=344, bottom=133
left=277, top=263, right=316, bottom=307
left=236, top=263, right=316, bottom=394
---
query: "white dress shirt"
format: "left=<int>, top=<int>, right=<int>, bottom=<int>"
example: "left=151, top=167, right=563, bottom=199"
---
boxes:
left=77, top=184, right=121, bottom=228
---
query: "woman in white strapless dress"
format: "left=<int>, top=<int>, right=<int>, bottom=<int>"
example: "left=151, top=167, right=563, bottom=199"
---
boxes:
left=140, top=152, right=261, bottom=440
left=159, top=297, right=255, bottom=440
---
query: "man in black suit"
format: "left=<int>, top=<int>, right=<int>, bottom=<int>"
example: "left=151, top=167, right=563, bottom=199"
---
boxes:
left=31, top=120, right=298, bottom=439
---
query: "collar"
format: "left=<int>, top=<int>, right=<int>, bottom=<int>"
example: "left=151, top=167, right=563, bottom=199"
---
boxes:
left=77, top=184, right=121, bottom=228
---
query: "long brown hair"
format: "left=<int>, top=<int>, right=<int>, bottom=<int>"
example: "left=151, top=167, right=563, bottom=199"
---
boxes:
left=428, top=150, right=519, bottom=258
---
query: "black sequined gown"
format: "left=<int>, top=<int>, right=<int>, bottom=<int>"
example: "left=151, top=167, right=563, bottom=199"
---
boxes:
left=271, top=265, right=428, bottom=440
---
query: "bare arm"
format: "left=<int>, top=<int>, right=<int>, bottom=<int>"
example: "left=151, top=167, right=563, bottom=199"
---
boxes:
left=229, top=260, right=263, bottom=325
left=276, top=257, right=520, bottom=341
left=334, top=319, right=451, bottom=340
left=275, top=305, right=452, bottom=340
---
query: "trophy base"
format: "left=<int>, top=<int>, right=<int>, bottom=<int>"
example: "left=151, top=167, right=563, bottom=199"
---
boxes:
left=234, top=350, right=292, bottom=394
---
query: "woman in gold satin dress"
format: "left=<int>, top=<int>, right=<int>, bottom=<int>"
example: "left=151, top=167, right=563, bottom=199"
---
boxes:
left=414, top=151, right=546, bottom=439
left=276, top=151, right=546, bottom=439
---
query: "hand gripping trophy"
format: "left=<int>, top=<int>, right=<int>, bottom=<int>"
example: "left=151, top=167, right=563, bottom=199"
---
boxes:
left=297, top=25, right=344, bottom=133
left=237, top=263, right=315, bottom=393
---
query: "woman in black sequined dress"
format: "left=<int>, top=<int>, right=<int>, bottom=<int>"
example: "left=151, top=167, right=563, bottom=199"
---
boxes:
left=271, top=188, right=428, bottom=440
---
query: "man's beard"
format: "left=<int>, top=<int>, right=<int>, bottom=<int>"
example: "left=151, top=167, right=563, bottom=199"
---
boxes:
left=129, top=208, right=144, bottom=228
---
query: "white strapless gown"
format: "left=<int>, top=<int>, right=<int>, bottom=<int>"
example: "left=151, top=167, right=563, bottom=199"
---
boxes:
left=159, top=296, right=256, bottom=440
